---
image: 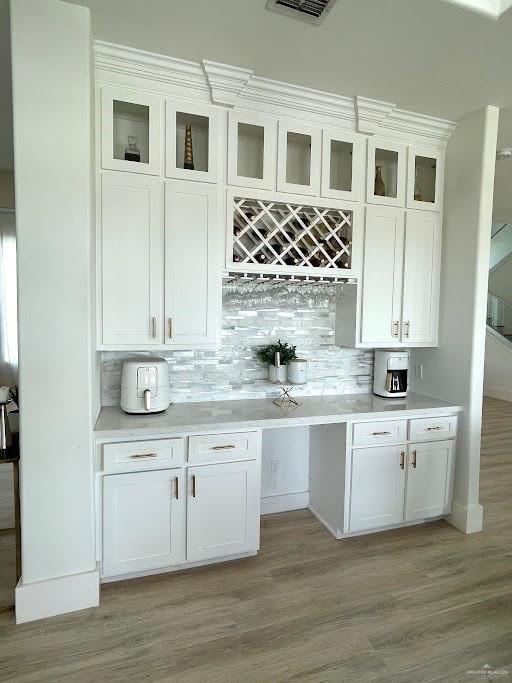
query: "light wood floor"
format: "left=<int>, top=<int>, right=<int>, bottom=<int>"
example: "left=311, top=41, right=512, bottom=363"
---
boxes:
left=1, top=397, right=512, bottom=682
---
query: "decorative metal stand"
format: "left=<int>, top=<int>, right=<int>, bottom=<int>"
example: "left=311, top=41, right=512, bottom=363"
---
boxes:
left=272, top=385, right=300, bottom=410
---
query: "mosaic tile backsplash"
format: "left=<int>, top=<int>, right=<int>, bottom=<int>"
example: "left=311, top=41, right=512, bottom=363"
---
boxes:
left=101, top=280, right=374, bottom=405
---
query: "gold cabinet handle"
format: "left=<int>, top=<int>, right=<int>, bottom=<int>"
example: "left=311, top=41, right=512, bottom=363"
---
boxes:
left=403, top=321, right=410, bottom=338
left=372, top=431, right=391, bottom=436
left=151, top=316, right=157, bottom=338
left=130, top=453, right=158, bottom=459
left=211, top=444, right=236, bottom=451
left=400, top=451, right=405, bottom=470
left=191, top=474, right=196, bottom=498
left=174, top=476, right=179, bottom=500
left=412, top=450, right=417, bottom=469
left=392, top=321, right=400, bottom=338
left=168, top=317, right=173, bottom=338
left=426, top=426, right=442, bottom=431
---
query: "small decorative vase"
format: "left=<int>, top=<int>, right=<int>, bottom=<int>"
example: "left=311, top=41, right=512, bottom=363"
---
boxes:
left=374, top=165, right=386, bottom=196
left=269, top=364, right=287, bottom=384
left=287, top=359, right=308, bottom=385
left=184, top=124, right=194, bottom=170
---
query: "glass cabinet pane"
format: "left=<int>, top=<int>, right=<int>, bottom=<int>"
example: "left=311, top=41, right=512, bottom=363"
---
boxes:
left=286, top=132, right=311, bottom=186
left=329, top=140, right=353, bottom=192
left=113, top=100, right=150, bottom=164
left=237, top=123, right=265, bottom=180
left=414, top=155, right=437, bottom=204
left=175, top=112, right=209, bottom=173
left=374, top=148, right=398, bottom=199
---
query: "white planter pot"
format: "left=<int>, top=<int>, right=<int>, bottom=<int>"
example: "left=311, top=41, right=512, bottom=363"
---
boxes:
left=288, top=359, right=308, bottom=384
left=268, top=364, right=287, bottom=383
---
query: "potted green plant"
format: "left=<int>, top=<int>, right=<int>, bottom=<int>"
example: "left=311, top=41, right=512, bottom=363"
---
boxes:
left=257, top=339, right=297, bottom=383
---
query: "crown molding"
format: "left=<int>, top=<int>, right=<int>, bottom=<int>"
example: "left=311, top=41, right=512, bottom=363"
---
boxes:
left=203, top=60, right=253, bottom=106
left=94, top=41, right=456, bottom=144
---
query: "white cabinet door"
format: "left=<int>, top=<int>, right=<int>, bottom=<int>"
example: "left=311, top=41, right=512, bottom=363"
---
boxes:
left=406, top=145, right=444, bottom=212
left=103, top=469, right=185, bottom=577
left=405, top=441, right=454, bottom=521
left=101, top=86, right=163, bottom=176
left=228, top=111, right=276, bottom=190
left=360, top=206, right=404, bottom=346
left=321, top=129, right=365, bottom=202
left=401, top=211, right=441, bottom=345
left=367, top=138, right=407, bottom=207
left=101, top=172, right=164, bottom=346
left=164, top=181, right=220, bottom=347
left=187, top=460, right=261, bottom=562
left=277, top=120, right=321, bottom=196
left=349, top=446, right=406, bottom=532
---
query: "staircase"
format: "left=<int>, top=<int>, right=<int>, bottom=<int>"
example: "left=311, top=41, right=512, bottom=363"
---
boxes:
left=487, top=290, right=512, bottom=343
left=487, top=223, right=512, bottom=345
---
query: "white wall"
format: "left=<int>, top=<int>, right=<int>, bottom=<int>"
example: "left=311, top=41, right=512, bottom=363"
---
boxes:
left=489, top=254, right=512, bottom=303
left=261, top=427, right=310, bottom=513
left=484, top=327, right=512, bottom=401
left=10, top=0, right=97, bottom=615
left=410, top=105, right=499, bottom=534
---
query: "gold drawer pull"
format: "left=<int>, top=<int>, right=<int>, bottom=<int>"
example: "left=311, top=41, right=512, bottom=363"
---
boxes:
left=130, top=453, right=158, bottom=459
left=372, top=431, right=391, bottom=436
left=211, top=444, right=237, bottom=451
left=426, top=426, right=442, bottom=431
left=412, top=450, right=417, bottom=469
left=400, top=451, right=405, bottom=470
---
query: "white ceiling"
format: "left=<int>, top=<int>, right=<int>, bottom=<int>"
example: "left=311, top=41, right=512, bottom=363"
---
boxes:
left=443, top=0, right=512, bottom=17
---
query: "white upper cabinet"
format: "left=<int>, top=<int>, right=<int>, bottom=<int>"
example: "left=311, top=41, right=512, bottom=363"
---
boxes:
left=360, top=206, right=404, bottom=346
left=321, top=129, right=365, bottom=202
left=228, top=111, right=276, bottom=190
left=100, top=172, right=164, bottom=346
left=367, top=138, right=407, bottom=207
left=101, top=86, right=163, bottom=176
left=407, top=145, right=444, bottom=212
left=401, top=211, right=441, bottom=345
left=277, top=120, right=322, bottom=196
left=165, top=180, right=220, bottom=347
left=405, top=441, right=454, bottom=521
left=165, top=101, right=219, bottom=183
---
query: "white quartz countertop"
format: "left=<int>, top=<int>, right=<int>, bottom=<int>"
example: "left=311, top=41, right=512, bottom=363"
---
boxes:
left=94, top=393, right=463, bottom=440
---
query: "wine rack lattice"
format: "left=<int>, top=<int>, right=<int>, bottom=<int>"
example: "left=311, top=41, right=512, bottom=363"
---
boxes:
left=232, top=197, right=352, bottom=270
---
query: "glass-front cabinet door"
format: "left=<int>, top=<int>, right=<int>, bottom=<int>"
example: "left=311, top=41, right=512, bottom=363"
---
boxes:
left=366, top=139, right=407, bottom=207
left=101, top=86, right=162, bottom=175
left=165, top=101, right=219, bottom=183
left=228, top=111, right=276, bottom=190
left=277, top=120, right=321, bottom=196
left=321, top=129, right=365, bottom=202
left=407, top=145, right=444, bottom=212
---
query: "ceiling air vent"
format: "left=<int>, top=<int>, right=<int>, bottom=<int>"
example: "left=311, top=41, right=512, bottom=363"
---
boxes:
left=266, top=0, right=337, bottom=25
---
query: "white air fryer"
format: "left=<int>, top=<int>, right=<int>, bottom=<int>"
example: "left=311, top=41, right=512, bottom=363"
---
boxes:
left=120, top=357, right=171, bottom=414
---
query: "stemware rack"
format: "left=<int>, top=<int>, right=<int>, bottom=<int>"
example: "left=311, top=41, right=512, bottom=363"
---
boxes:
left=231, top=197, right=353, bottom=271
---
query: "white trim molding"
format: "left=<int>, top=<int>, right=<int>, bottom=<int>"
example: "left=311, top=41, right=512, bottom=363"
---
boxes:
left=261, top=492, right=309, bottom=515
left=447, top=500, right=484, bottom=534
left=94, top=41, right=456, bottom=144
left=15, top=567, right=100, bottom=624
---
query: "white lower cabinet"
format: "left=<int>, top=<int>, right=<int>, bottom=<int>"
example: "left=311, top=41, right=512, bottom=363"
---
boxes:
left=348, top=438, right=455, bottom=534
left=186, top=460, right=261, bottom=562
left=405, top=441, right=454, bottom=521
left=349, top=445, right=406, bottom=532
left=102, top=468, right=185, bottom=577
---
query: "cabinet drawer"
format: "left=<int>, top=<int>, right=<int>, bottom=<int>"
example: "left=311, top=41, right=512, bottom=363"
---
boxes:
left=409, top=416, right=457, bottom=442
left=352, top=420, right=407, bottom=447
left=103, top=439, right=185, bottom=474
left=188, top=432, right=260, bottom=464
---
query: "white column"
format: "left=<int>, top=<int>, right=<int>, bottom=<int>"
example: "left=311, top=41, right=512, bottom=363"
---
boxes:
left=410, top=105, right=499, bottom=533
left=10, top=0, right=98, bottom=621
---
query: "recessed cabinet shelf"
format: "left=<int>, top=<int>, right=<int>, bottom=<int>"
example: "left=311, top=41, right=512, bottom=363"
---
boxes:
left=166, top=101, right=219, bottom=183
left=407, top=145, right=444, bottom=211
left=367, top=139, right=406, bottom=207
left=101, top=86, right=162, bottom=175
left=228, top=111, right=276, bottom=190
left=321, top=130, right=364, bottom=202
left=277, top=121, right=321, bottom=196
left=228, top=192, right=356, bottom=275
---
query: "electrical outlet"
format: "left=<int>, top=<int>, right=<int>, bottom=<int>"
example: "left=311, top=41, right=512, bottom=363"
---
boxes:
left=270, top=459, right=280, bottom=475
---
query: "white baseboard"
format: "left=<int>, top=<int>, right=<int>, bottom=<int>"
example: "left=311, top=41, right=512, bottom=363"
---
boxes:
left=446, top=500, right=484, bottom=534
left=484, top=385, right=512, bottom=402
left=15, top=566, right=100, bottom=624
left=261, top=491, right=309, bottom=515
left=308, top=504, right=342, bottom=539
